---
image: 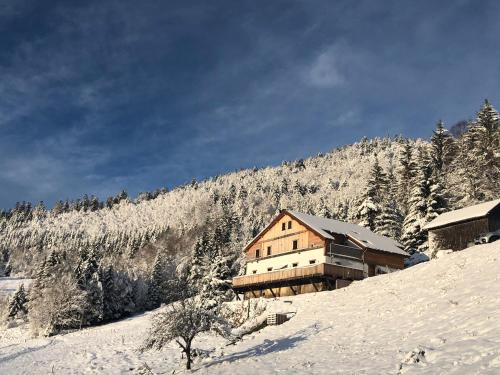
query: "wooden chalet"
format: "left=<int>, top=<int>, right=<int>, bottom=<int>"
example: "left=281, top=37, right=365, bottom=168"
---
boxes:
left=232, top=210, right=409, bottom=299
left=424, top=198, right=500, bottom=251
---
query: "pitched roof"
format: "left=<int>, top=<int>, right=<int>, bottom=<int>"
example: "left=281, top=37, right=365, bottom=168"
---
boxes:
left=287, top=211, right=408, bottom=256
left=423, top=198, right=500, bottom=230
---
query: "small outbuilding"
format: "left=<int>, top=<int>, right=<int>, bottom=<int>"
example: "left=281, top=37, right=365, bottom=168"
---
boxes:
left=424, top=199, right=500, bottom=251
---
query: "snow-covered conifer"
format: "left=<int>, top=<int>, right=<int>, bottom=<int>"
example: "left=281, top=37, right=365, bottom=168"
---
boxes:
left=8, top=283, right=28, bottom=319
left=396, top=140, right=417, bottom=215
left=430, top=120, right=456, bottom=178
left=400, top=148, right=432, bottom=253
left=147, top=253, right=166, bottom=309
left=356, top=157, right=386, bottom=232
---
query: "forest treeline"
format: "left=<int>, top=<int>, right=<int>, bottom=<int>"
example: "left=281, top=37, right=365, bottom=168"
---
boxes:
left=1, top=100, right=498, bottom=335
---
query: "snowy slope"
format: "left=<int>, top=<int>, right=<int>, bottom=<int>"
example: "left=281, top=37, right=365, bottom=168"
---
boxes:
left=1, top=242, right=500, bottom=374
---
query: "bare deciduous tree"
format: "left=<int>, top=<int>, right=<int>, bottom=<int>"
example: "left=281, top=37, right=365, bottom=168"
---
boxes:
left=141, top=298, right=212, bottom=370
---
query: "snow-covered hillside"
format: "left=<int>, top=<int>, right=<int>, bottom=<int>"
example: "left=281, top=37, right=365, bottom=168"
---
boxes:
left=2, top=138, right=414, bottom=269
left=1, top=242, right=499, bottom=374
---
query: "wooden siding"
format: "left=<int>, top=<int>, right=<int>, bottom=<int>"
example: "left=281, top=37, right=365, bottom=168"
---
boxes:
left=363, top=249, right=405, bottom=269
left=246, top=213, right=325, bottom=260
left=326, top=240, right=405, bottom=269
left=488, top=206, right=500, bottom=232
left=233, top=263, right=364, bottom=290
left=429, top=217, right=489, bottom=251
left=243, top=281, right=330, bottom=299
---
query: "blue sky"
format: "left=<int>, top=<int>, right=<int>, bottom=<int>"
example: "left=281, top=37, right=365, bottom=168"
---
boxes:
left=1, top=0, right=500, bottom=209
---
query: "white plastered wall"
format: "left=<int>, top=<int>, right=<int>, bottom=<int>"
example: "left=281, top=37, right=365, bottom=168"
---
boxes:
left=245, top=247, right=328, bottom=275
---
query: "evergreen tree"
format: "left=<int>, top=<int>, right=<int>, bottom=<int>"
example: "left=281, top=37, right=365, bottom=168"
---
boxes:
left=82, top=194, right=90, bottom=212
left=375, top=203, right=403, bottom=240
left=426, top=177, right=448, bottom=224
left=198, top=248, right=233, bottom=312
left=316, top=198, right=333, bottom=219
left=375, top=166, right=403, bottom=241
left=147, top=253, right=166, bottom=309
left=188, top=232, right=210, bottom=291
left=455, top=121, right=481, bottom=201
left=396, top=140, right=417, bottom=215
left=100, top=265, right=116, bottom=320
left=454, top=100, right=499, bottom=202
left=471, top=99, right=500, bottom=199
left=100, top=265, right=135, bottom=321
left=33, top=250, right=61, bottom=288
left=89, top=196, right=100, bottom=211
left=430, top=120, right=456, bottom=178
left=74, top=246, right=104, bottom=324
left=52, top=200, right=65, bottom=216
left=400, top=148, right=432, bottom=253
left=117, top=190, right=128, bottom=202
left=356, top=157, right=386, bottom=232
left=32, top=201, right=46, bottom=220
left=8, top=283, right=28, bottom=319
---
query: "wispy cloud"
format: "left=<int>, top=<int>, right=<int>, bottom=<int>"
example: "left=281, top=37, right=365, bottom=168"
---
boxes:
left=306, top=48, right=346, bottom=88
left=1, top=0, right=500, bottom=208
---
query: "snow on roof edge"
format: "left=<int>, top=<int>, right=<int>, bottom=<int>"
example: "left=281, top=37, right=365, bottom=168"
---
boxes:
left=287, top=210, right=408, bottom=256
left=423, top=199, right=500, bottom=230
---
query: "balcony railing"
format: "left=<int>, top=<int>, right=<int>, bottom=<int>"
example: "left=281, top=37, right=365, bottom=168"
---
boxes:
left=248, top=244, right=322, bottom=261
left=232, top=262, right=364, bottom=290
left=328, top=243, right=363, bottom=259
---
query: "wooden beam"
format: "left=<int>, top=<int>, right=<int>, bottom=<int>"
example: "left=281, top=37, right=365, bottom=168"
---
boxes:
left=312, top=280, right=319, bottom=292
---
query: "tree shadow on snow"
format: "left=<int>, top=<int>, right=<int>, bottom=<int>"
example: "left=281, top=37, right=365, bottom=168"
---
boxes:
left=202, top=324, right=323, bottom=369
left=0, top=340, right=54, bottom=363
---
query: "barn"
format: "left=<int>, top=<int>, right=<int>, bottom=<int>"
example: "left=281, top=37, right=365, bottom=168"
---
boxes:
left=424, top=198, right=500, bottom=251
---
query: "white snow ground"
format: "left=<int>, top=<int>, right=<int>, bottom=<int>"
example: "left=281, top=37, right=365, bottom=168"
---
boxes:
left=1, top=242, right=500, bottom=374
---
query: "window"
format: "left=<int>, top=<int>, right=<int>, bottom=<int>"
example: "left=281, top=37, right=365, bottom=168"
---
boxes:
left=255, top=249, right=260, bottom=258
left=267, top=246, right=272, bottom=256
left=292, top=240, right=298, bottom=250
left=292, top=262, right=298, bottom=267
left=288, top=221, right=292, bottom=229
left=267, top=267, right=273, bottom=272
left=309, top=259, right=316, bottom=265
left=252, top=270, right=257, bottom=274
left=282, top=222, right=286, bottom=231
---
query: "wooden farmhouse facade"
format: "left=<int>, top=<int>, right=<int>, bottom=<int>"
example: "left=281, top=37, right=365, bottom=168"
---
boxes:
left=232, top=210, right=409, bottom=299
left=424, top=198, right=500, bottom=251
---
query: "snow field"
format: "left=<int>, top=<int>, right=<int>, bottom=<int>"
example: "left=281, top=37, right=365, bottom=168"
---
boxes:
left=1, top=242, right=499, bottom=374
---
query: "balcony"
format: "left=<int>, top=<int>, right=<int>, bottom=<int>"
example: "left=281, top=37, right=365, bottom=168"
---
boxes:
left=328, top=243, right=364, bottom=259
left=232, top=262, right=364, bottom=291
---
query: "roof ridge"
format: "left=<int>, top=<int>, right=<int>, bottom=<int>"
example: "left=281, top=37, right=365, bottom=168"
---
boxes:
left=424, top=198, right=500, bottom=230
